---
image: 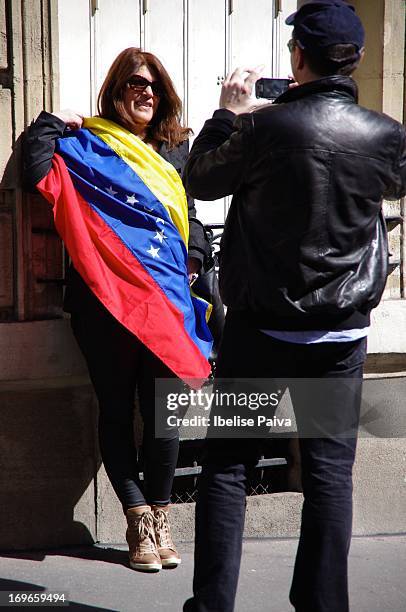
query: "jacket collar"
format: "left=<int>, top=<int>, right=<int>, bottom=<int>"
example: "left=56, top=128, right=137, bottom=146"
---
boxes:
left=276, top=76, right=358, bottom=105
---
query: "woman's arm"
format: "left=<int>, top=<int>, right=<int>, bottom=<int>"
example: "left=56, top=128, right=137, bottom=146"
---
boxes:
left=23, top=110, right=83, bottom=192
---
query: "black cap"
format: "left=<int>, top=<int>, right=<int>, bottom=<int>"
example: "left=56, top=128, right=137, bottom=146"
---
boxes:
left=286, top=0, right=365, bottom=50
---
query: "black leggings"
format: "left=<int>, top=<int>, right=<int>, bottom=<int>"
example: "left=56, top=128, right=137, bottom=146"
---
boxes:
left=71, top=305, right=179, bottom=511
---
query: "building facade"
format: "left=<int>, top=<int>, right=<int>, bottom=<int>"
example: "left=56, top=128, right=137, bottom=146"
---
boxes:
left=1, top=0, right=405, bottom=548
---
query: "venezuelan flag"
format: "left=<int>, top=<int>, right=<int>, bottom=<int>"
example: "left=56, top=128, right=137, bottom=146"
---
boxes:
left=36, top=117, right=212, bottom=386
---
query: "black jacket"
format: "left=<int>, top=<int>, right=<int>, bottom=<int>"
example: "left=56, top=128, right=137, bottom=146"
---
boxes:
left=24, top=111, right=210, bottom=313
left=184, top=76, right=406, bottom=330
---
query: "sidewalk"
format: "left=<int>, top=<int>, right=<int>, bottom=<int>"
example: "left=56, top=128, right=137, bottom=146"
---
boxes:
left=0, top=535, right=405, bottom=611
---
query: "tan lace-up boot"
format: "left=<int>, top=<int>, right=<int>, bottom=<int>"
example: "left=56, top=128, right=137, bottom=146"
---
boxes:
left=152, top=505, right=181, bottom=568
left=126, top=506, right=162, bottom=572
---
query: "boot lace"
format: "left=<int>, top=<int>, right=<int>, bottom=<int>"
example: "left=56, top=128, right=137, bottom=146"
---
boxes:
left=154, top=509, right=175, bottom=550
left=130, top=511, right=157, bottom=555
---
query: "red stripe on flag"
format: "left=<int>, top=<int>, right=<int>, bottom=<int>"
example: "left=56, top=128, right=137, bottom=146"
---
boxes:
left=37, top=154, right=210, bottom=387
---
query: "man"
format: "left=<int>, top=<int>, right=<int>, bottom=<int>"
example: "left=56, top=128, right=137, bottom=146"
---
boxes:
left=182, top=1, right=406, bottom=611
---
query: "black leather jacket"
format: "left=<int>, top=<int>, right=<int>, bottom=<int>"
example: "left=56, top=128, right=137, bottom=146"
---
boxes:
left=184, top=76, right=406, bottom=330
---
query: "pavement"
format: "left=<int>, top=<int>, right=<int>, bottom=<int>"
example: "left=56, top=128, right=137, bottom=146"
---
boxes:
left=0, top=535, right=405, bottom=612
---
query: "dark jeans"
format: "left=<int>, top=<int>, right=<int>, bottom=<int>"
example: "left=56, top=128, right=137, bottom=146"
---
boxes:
left=71, top=303, right=179, bottom=511
left=185, top=311, right=367, bottom=612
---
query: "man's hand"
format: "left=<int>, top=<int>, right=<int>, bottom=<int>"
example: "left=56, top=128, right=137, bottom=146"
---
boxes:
left=188, top=256, right=201, bottom=285
left=288, top=75, right=299, bottom=90
left=245, top=99, right=273, bottom=113
left=219, top=66, right=264, bottom=115
left=51, top=109, right=84, bottom=130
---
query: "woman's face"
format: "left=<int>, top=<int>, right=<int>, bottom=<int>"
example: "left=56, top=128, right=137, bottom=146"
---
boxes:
left=122, top=64, right=161, bottom=129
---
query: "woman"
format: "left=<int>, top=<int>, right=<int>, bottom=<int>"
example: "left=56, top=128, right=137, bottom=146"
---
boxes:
left=24, top=48, right=212, bottom=572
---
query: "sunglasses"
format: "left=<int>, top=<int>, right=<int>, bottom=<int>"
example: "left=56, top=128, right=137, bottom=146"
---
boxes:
left=126, top=75, right=163, bottom=97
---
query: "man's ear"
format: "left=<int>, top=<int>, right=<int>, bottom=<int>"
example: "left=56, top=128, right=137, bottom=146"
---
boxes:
left=296, top=47, right=306, bottom=71
left=358, top=47, right=365, bottom=65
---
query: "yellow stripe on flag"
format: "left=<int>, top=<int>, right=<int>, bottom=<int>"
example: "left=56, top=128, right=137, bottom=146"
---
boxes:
left=83, top=117, right=189, bottom=245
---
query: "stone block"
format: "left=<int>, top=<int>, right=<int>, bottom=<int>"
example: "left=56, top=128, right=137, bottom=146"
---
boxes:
left=0, top=88, right=13, bottom=188
left=353, top=437, right=406, bottom=536
left=0, top=380, right=98, bottom=550
left=368, top=300, right=406, bottom=355
left=0, top=208, right=14, bottom=310
left=0, top=319, right=88, bottom=381
left=0, top=1, right=7, bottom=70
left=96, top=464, right=127, bottom=544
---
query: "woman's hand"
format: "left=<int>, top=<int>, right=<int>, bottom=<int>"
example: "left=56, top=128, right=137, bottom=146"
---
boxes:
left=51, top=109, right=84, bottom=130
left=219, top=66, right=264, bottom=115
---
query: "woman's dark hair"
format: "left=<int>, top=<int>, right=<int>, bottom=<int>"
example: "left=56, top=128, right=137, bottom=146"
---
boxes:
left=97, top=47, right=191, bottom=149
left=299, top=41, right=362, bottom=77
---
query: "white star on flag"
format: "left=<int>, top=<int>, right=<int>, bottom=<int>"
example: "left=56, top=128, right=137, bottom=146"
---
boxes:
left=105, top=185, right=117, bottom=196
left=156, top=217, right=165, bottom=224
left=126, top=194, right=139, bottom=205
left=154, top=230, right=166, bottom=243
left=147, top=245, right=160, bottom=258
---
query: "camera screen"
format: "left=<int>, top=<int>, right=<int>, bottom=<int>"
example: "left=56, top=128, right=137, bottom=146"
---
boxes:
left=255, top=78, right=292, bottom=100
